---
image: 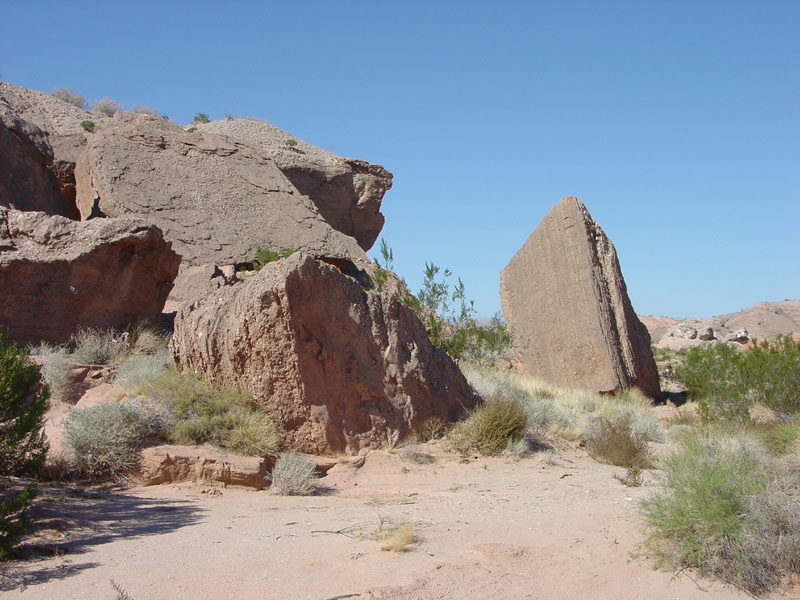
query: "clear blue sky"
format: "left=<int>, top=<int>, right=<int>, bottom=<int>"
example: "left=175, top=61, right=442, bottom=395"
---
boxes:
left=2, top=1, right=797, bottom=319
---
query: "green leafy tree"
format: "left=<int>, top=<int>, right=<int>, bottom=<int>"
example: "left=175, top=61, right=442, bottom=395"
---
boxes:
left=0, top=329, right=49, bottom=558
left=192, top=112, right=210, bottom=124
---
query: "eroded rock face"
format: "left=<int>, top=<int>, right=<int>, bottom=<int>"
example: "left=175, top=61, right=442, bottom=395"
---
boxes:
left=74, top=114, right=367, bottom=270
left=0, top=82, right=100, bottom=215
left=171, top=254, right=478, bottom=455
left=0, top=207, right=180, bottom=345
left=499, top=197, right=659, bottom=399
left=197, top=118, right=392, bottom=250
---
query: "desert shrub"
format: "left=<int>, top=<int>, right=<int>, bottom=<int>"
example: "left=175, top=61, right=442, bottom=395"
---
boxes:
left=80, top=120, right=95, bottom=132
left=70, top=327, right=130, bottom=364
left=525, top=397, right=573, bottom=432
left=130, top=105, right=160, bottom=117
left=126, top=325, right=167, bottom=356
left=61, top=400, right=166, bottom=480
left=753, top=421, right=800, bottom=455
left=114, top=353, right=171, bottom=394
left=51, top=87, right=87, bottom=109
left=269, top=452, right=316, bottom=495
left=141, top=369, right=281, bottom=456
left=640, top=430, right=799, bottom=595
left=584, top=415, right=652, bottom=468
left=614, top=466, right=643, bottom=487
left=676, top=336, right=800, bottom=422
left=29, top=343, right=74, bottom=402
left=666, top=424, right=696, bottom=441
left=447, top=396, right=528, bottom=456
left=92, top=97, right=122, bottom=116
left=0, top=331, right=49, bottom=558
left=370, top=241, right=511, bottom=363
left=284, top=138, right=298, bottom=147
left=416, top=416, right=449, bottom=442
left=0, top=333, right=49, bottom=477
left=192, top=112, right=210, bottom=124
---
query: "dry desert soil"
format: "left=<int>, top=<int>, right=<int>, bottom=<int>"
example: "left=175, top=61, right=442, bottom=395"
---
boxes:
left=3, top=439, right=791, bottom=600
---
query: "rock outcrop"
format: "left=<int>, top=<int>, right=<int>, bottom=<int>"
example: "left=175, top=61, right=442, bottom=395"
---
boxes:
left=646, top=300, right=800, bottom=350
left=0, top=102, right=77, bottom=218
left=171, top=253, right=479, bottom=455
left=197, top=118, right=392, bottom=251
left=0, top=82, right=100, bottom=215
left=0, top=207, right=180, bottom=345
left=499, top=196, right=659, bottom=399
left=74, top=113, right=367, bottom=269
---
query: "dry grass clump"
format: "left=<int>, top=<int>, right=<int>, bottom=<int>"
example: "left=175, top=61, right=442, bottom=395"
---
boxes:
left=584, top=415, right=653, bottom=469
left=70, top=327, right=130, bottom=365
left=377, top=521, right=418, bottom=552
left=269, top=452, right=316, bottom=495
left=416, top=416, right=449, bottom=441
left=460, top=362, right=664, bottom=446
left=447, top=396, right=528, bottom=456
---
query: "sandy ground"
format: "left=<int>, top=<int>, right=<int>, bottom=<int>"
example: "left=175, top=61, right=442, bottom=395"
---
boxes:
left=0, top=441, right=786, bottom=600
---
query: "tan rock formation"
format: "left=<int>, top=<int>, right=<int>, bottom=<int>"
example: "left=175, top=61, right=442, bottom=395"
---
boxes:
left=0, top=207, right=180, bottom=345
left=0, top=82, right=101, bottom=214
left=74, top=113, right=367, bottom=269
left=171, top=253, right=479, bottom=455
left=197, top=118, right=392, bottom=250
left=499, top=196, right=659, bottom=398
left=0, top=103, right=77, bottom=218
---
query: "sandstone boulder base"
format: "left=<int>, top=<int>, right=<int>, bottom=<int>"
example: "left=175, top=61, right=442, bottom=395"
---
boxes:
left=171, top=254, right=479, bottom=455
left=198, top=118, right=393, bottom=251
left=500, top=197, right=660, bottom=399
left=0, top=207, right=180, bottom=345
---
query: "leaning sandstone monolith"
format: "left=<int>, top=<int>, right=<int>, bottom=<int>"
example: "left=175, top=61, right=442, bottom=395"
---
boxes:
left=0, top=207, right=180, bottom=345
left=499, top=196, right=659, bottom=398
left=171, top=253, right=479, bottom=455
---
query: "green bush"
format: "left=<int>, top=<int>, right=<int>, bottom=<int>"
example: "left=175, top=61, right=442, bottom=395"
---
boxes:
left=269, top=452, right=316, bottom=495
left=0, top=331, right=49, bottom=477
left=640, top=430, right=799, bottom=594
left=0, top=330, right=49, bottom=558
left=447, top=396, right=528, bottom=455
left=192, top=112, right=210, bottom=124
left=676, top=336, right=800, bottom=421
left=61, top=400, right=165, bottom=481
left=252, top=247, right=295, bottom=270
left=80, top=120, right=95, bottom=132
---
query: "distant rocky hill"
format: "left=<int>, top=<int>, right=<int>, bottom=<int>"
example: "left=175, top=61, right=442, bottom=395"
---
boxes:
left=641, top=300, right=800, bottom=350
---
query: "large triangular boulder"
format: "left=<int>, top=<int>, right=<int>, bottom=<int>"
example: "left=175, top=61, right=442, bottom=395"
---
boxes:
left=0, top=207, right=180, bottom=345
left=171, top=253, right=479, bottom=455
left=499, top=197, right=659, bottom=398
